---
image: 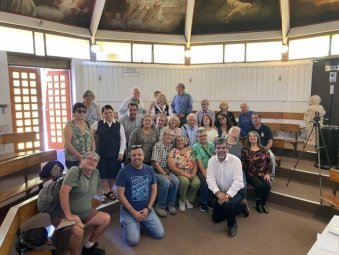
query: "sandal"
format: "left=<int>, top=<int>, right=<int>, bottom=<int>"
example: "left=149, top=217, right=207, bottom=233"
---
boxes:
left=101, top=194, right=107, bottom=203
left=107, top=191, right=117, bottom=201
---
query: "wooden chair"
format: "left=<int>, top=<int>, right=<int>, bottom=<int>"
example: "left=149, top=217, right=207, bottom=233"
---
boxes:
left=320, top=168, right=339, bottom=207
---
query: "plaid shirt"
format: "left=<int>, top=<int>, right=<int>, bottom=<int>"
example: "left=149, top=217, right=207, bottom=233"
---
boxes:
left=151, top=141, right=173, bottom=168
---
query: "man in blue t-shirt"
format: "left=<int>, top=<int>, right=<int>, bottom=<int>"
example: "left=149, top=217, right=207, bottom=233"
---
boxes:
left=116, top=145, right=164, bottom=246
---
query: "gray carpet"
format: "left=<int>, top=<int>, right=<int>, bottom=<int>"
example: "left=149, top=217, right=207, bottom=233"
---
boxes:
left=96, top=201, right=329, bottom=255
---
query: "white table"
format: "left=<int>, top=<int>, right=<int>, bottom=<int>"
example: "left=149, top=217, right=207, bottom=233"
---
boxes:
left=308, top=215, right=339, bottom=255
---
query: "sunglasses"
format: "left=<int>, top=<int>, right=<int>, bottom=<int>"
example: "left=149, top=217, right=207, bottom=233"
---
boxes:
left=76, top=109, right=87, bottom=114
left=131, top=145, right=143, bottom=149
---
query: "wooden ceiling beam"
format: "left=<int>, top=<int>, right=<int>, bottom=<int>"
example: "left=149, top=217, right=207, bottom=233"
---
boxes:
left=280, top=0, right=290, bottom=45
left=185, top=0, right=195, bottom=49
left=89, top=0, right=106, bottom=44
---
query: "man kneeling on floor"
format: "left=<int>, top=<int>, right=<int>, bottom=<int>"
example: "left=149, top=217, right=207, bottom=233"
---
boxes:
left=54, top=151, right=110, bottom=255
left=206, top=137, right=246, bottom=237
left=116, top=145, right=164, bottom=246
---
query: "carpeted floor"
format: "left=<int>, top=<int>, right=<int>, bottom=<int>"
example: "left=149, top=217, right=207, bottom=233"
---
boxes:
left=95, top=200, right=329, bottom=255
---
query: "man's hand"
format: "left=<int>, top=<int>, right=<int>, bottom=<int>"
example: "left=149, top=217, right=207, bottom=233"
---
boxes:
left=216, top=191, right=229, bottom=205
left=66, top=214, right=82, bottom=224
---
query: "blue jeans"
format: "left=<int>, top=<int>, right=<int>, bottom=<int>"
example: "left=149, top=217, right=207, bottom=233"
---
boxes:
left=197, top=171, right=213, bottom=205
left=120, top=207, right=164, bottom=246
left=155, top=172, right=179, bottom=208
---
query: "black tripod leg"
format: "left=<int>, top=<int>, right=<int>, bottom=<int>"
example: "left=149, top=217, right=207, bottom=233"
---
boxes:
left=286, top=125, right=315, bottom=186
left=318, top=129, right=332, bottom=169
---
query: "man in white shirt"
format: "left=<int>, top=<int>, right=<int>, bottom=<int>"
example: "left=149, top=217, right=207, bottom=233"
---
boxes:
left=206, top=137, right=247, bottom=237
left=118, top=87, right=146, bottom=118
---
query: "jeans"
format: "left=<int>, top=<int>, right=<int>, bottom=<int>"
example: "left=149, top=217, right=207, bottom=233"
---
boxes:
left=155, top=172, right=179, bottom=208
left=120, top=207, right=164, bottom=246
left=177, top=175, right=201, bottom=203
left=197, top=171, right=213, bottom=205
left=212, top=188, right=245, bottom=227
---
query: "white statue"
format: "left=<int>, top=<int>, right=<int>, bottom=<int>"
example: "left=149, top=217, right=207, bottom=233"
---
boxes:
left=304, top=95, right=326, bottom=146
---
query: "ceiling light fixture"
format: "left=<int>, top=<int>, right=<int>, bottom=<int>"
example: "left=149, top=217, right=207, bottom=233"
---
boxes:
left=91, top=44, right=99, bottom=54
left=281, top=44, right=289, bottom=53
left=185, top=49, right=191, bottom=58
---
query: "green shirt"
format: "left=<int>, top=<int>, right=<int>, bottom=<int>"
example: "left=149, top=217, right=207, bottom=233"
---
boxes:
left=192, top=142, right=215, bottom=168
left=63, top=166, right=100, bottom=219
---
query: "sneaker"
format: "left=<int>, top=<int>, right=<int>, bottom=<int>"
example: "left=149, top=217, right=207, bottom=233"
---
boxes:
left=185, top=200, right=193, bottom=209
left=82, top=243, right=105, bottom=255
left=155, top=205, right=168, bottom=218
left=207, top=202, right=214, bottom=210
left=179, top=200, right=186, bottom=211
left=199, top=204, right=209, bottom=212
left=168, top=206, right=177, bottom=215
left=240, top=199, right=250, bottom=217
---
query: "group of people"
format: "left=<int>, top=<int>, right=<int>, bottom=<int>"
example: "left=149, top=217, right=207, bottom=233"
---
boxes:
left=58, top=83, right=275, bottom=254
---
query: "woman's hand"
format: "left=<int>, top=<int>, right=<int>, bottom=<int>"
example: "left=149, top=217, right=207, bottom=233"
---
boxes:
left=263, top=174, right=271, bottom=181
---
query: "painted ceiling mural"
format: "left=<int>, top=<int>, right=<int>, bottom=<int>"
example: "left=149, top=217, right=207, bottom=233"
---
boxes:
left=99, top=0, right=187, bottom=34
left=0, top=0, right=94, bottom=27
left=0, top=0, right=339, bottom=35
left=290, top=0, right=339, bottom=27
left=192, top=0, right=281, bottom=34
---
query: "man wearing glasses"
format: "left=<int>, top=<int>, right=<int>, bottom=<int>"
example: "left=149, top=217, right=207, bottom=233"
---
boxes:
left=206, top=138, right=246, bottom=238
left=116, top=145, right=164, bottom=246
left=55, top=151, right=110, bottom=255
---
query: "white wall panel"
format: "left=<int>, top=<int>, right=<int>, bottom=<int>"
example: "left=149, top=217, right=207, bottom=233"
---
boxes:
left=73, top=61, right=313, bottom=114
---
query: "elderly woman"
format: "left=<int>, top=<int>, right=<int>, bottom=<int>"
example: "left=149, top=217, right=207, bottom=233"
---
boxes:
left=227, top=126, right=243, bottom=159
left=181, top=113, right=198, bottom=147
left=151, top=93, right=172, bottom=119
left=92, top=105, right=126, bottom=202
left=238, top=102, right=254, bottom=137
left=217, top=113, right=233, bottom=138
left=201, top=115, right=218, bottom=144
left=168, top=115, right=182, bottom=136
left=129, top=114, right=159, bottom=165
left=215, top=101, right=237, bottom=128
left=241, top=131, right=272, bottom=214
left=64, top=102, right=95, bottom=169
left=168, top=135, right=200, bottom=211
left=83, top=90, right=102, bottom=125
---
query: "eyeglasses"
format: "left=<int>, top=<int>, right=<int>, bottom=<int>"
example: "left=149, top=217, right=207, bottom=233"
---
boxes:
left=76, top=109, right=87, bottom=114
left=85, top=157, right=98, bottom=163
left=218, top=117, right=225, bottom=121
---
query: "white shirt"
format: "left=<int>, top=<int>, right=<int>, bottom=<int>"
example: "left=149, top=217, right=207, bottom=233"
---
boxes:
left=206, top=153, right=244, bottom=198
left=91, top=119, right=126, bottom=155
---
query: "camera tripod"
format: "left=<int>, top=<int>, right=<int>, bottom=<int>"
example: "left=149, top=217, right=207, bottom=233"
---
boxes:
left=286, top=119, right=331, bottom=197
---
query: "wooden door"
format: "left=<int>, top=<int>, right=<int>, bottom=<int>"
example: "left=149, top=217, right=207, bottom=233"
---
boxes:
left=9, top=67, right=44, bottom=152
left=45, top=70, right=71, bottom=149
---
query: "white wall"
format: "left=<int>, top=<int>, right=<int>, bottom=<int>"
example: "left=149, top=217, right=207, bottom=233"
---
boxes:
left=0, top=51, right=13, bottom=153
left=72, top=60, right=313, bottom=115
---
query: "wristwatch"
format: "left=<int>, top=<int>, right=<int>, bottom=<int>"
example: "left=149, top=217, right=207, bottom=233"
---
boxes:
left=147, top=207, right=152, bottom=213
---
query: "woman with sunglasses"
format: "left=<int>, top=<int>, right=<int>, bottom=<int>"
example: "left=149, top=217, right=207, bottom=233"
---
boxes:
left=83, top=90, right=102, bottom=125
left=215, top=101, right=237, bottom=128
left=217, top=113, right=233, bottom=139
left=64, top=102, right=95, bottom=169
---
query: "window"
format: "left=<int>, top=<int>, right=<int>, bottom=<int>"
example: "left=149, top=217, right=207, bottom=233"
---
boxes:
left=133, top=44, right=152, bottom=63
left=34, top=32, right=45, bottom=56
left=0, top=26, right=33, bottom=54
left=289, top=36, right=330, bottom=60
left=225, top=44, right=245, bottom=63
left=331, top=34, right=339, bottom=55
left=190, top=45, right=223, bottom=64
left=154, top=45, right=184, bottom=64
left=246, top=41, right=282, bottom=62
left=45, top=34, right=90, bottom=59
left=96, top=41, right=131, bottom=62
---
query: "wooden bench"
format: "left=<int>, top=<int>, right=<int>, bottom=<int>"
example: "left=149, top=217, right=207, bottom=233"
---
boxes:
left=320, top=168, right=339, bottom=208
left=0, top=196, right=103, bottom=255
left=233, top=112, right=304, bottom=150
left=0, top=132, right=57, bottom=204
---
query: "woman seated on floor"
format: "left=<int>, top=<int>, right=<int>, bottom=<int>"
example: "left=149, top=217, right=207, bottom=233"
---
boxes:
left=241, top=131, right=272, bottom=214
left=167, top=135, right=200, bottom=212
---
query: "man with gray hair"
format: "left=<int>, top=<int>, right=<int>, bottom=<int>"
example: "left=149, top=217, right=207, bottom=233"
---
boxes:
left=206, top=138, right=246, bottom=238
left=119, top=87, right=146, bottom=118
left=171, top=83, right=193, bottom=126
left=196, top=99, right=215, bottom=126
left=181, top=113, right=198, bottom=147
left=55, top=151, right=110, bottom=255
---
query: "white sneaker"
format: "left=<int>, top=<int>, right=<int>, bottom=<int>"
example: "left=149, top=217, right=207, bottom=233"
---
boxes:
left=185, top=200, right=193, bottom=209
left=179, top=200, right=186, bottom=211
